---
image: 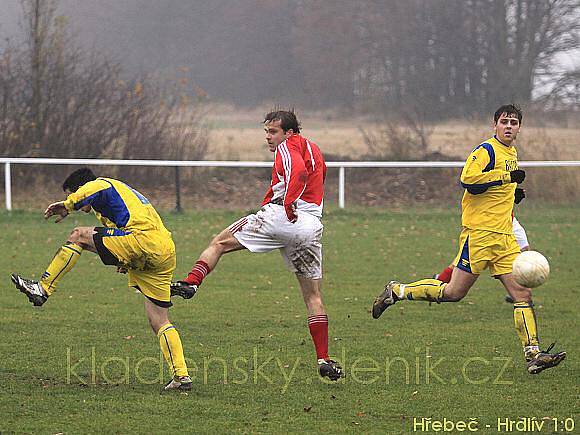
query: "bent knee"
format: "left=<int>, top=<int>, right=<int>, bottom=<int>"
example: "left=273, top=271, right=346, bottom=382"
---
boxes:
left=446, top=294, right=465, bottom=302
left=210, top=233, right=240, bottom=253
left=442, top=287, right=467, bottom=302
left=68, top=227, right=84, bottom=243
left=68, top=227, right=94, bottom=247
left=209, top=237, right=227, bottom=252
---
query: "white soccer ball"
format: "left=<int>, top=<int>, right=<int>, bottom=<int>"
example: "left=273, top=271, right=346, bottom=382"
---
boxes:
left=512, top=251, right=550, bottom=288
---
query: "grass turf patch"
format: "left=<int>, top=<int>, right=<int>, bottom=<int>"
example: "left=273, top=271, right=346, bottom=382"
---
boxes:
left=0, top=207, right=578, bottom=433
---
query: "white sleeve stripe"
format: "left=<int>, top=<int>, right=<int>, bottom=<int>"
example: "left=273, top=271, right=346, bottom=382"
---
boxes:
left=281, top=145, right=291, bottom=203
left=280, top=148, right=292, bottom=184
left=297, top=184, right=306, bottom=199
left=279, top=143, right=292, bottom=201
left=306, top=140, right=315, bottom=171
left=279, top=143, right=291, bottom=180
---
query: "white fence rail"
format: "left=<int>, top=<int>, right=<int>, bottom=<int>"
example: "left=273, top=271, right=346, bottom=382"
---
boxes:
left=2, top=157, right=580, bottom=211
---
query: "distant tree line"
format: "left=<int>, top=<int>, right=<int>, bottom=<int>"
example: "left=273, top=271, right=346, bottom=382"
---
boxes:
left=1, top=0, right=578, bottom=159
left=65, top=0, right=580, bottom=117
left=294, top=0, right=580, bottom=116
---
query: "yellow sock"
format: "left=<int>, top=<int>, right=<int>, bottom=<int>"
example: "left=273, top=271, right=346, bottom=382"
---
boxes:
left=40, top=242, right=82, bottom=295
left=158, top=323, right=189, bottom=378
left=400, top=279, right=446, bottom=302
left=513, top=302, right=540, bottom=359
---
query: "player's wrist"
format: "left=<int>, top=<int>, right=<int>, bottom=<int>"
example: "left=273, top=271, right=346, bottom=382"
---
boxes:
left=501, top=172, right=512, bottom=184
left=63, top=200, right=74, bottom=212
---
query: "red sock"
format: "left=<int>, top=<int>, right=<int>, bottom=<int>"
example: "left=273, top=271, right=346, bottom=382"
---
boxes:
left=184, top=260, right=211, bottom=286
left=308, top=314, right=329, bottom=361
left=437, top=266, right=453, bottom=283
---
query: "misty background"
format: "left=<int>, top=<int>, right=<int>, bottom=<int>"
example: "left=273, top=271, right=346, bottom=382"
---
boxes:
left=2, top=0, right=579, bottom=115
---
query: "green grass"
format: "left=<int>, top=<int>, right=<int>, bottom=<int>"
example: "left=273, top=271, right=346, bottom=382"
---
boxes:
left=0, top=206, right=578, bottom=434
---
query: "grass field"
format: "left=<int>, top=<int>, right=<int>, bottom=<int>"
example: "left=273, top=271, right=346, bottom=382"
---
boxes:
left=0, top=206, right=578, bottom=434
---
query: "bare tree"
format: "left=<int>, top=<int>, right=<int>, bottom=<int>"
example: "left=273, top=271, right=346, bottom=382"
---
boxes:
left=536, top=68, right=580, bottom=111
left=0, top=0, right=209, bottom=169
left=360, top=106, right=434, bottom=161
left=292, top=0, right=580, bottom=115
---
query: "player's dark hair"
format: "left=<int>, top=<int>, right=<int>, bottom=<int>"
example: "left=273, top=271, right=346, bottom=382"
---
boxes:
left=494, top=104, right=523, bottom=124
left=62, top=168, right=97, bottom=192
left=264, top=109, right=301, bottom=133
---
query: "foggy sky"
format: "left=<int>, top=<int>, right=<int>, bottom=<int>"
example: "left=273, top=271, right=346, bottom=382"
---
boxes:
left=1, top=0, right=579, bottom=105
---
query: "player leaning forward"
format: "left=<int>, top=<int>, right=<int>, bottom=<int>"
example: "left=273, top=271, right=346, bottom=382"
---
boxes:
left=11, top=169, right=192, bottom=391
left=372, top=104, right=566, bottom=374
left=171, top=110, right=344, bottom=381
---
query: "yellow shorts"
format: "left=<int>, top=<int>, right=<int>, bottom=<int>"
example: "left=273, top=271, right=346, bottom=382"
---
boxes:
left=94, top=228, right=176, bottom=305
left=453, top=227, right=520, bottom=276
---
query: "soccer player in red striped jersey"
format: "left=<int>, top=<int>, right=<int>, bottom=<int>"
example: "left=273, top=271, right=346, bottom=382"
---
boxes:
left=171, top=110, right=343, bottom=381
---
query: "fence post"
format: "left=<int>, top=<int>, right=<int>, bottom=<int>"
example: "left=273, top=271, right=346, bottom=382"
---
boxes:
left=338, top=166, right=345, bottom=209
left=5, top=162, right=11, bottom=211
left=174, top=166, right=182, bottom=213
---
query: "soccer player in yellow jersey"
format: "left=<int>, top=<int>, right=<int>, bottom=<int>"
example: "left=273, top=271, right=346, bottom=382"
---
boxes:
left=372, top=104, right=566, bottom=374
left=10, top=168, right=192, bottom=391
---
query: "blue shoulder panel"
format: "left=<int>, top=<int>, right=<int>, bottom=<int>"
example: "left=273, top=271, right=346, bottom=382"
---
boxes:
left=75, top=181, right=130, bottom=228
left=477, top=143, right=496, bottom=172
left=462, top=142, right=500, bottom=194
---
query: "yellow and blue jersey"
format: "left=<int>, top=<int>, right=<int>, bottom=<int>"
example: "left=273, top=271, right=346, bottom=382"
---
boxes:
left=63, top=177, right=169, bottom=234
left=460, top=136, right=518, bottom=234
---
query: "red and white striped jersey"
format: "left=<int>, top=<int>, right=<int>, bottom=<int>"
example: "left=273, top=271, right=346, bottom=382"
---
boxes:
left=261, top=134, right=326, bottom=219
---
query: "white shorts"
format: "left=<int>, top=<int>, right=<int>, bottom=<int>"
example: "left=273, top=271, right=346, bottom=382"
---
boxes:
left=229, top=204, right=323, bottom=279
left=512, top=216, right=529, bottom=250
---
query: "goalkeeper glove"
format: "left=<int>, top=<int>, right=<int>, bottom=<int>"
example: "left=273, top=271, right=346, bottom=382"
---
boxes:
left=510, top=169, right=526, bottom=184
left=514, top=188, right=525, bottom=204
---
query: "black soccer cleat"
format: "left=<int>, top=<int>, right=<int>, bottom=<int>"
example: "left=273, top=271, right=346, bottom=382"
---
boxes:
left=170, top=281, right=198, bottom=299
left=372, top=280, right=399, bottom=319
left=527, top=343, right=566, bottom=374
left=163, top=375, right=193, bottom=392
left=505, top=294, right=515, bottom=303
left=11, top=273, right=48, bottom=306
left=318, top=359, right=344, bottom=381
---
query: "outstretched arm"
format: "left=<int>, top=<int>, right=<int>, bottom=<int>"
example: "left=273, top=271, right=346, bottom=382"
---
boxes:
left=44, top=201, right=69, bottom=223
left=45, top=179, right=106, bottom=223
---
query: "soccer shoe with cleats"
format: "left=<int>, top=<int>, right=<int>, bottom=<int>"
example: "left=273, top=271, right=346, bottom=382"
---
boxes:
left=170, top=281, right=198, bottom=299
left=526, top=343, right=566, bottom=374
left=372, top=280, right=399, bottom=319
left=11, top=273, right=48, bottom=306
left=163, top=375, right=193, bottom=391
left=318, top=359, right=344, bottom=381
